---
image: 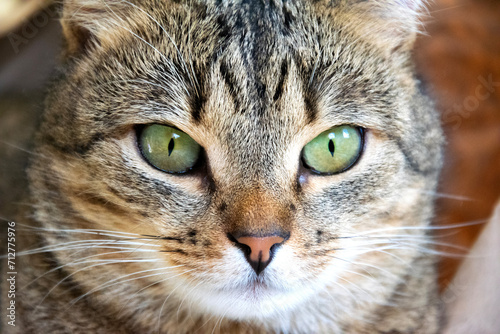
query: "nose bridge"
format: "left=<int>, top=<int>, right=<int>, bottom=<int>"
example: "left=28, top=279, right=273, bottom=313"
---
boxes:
left=226, top=187, right=291, bottom=237
left=223, top=116, right=285, bottom=181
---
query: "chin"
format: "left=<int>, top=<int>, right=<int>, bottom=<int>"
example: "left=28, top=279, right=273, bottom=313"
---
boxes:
left=176, top=275, right=308, bottom=321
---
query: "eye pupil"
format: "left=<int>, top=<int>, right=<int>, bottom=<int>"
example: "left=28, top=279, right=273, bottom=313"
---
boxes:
left=328, top=139, right=335, bottom=157
left=168, top=138, right=175, bottom=156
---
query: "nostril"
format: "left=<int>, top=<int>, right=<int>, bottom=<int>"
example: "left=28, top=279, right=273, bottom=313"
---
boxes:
left=269, top=242, right=281, bottom=254
left=236, top=241, right=252, bottom=257
left=227, top=233, right=251, bottom=256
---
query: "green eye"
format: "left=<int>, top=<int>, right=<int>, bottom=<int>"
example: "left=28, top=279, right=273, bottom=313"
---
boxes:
left=139, top=124, right=201, bottom=173
left=302, top=125, right=363, bottom=175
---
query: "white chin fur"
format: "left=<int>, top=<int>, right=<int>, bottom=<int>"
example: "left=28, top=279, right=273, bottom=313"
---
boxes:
left=176, top=280, right=309, bottom=321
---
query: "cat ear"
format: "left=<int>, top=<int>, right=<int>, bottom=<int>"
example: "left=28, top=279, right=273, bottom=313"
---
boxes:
left=60, top=0, right=132, bottom=56
left=336, top=0, right=428, bottom=54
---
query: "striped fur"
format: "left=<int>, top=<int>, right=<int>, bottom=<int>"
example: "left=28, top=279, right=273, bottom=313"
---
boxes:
left=16, top=0, right=443, bottom=333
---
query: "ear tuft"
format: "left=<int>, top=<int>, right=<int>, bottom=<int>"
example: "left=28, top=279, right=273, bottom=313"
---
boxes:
left=61, top=0, right=131, bottom=56
left=335, top=0, right=429, bottom=55
left=395, top=0, right=426, bottom=11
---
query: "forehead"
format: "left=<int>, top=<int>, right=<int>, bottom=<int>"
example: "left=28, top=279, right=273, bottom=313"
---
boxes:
left=108, top=0, right=404, bottom=128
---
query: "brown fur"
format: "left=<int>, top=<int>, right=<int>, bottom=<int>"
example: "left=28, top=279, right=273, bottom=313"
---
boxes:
left=5, top=0, right=443, bottom=333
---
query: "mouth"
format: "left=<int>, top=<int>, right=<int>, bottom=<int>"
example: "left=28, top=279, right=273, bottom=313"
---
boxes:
left=179, top=272, right=302, bottom=321
left=243, top=279, right=271, bottom=297
left=208, top=273, right=285, bottom=304
left=215, top=274, right=271, bottom=294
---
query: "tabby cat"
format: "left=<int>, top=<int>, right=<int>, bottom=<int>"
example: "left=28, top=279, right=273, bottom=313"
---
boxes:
left=7, top=0, right=444, bottom=333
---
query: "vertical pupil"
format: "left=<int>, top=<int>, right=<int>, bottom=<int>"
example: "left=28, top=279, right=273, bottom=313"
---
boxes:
left=328, top=139, right=335, bottom=157
left=168, top=138, right=175, bottom=156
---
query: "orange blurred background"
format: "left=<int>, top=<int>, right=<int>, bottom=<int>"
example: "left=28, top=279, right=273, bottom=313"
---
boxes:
left=414, top=0, right=500, bottom=288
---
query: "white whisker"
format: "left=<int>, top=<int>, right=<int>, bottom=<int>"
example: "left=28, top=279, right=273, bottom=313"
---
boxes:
left=24, top=249, right=162, bottom=289
left=71, top=266, right=190, bottom=307
left=35, top=258, right=157, bottom=309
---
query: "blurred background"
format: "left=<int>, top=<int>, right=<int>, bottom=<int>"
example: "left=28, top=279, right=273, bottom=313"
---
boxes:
left=0, top=0, right=499, bottom=289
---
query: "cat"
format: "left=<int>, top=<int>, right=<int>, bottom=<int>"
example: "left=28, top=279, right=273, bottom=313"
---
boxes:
left=5, top=0, right=445, bottom=333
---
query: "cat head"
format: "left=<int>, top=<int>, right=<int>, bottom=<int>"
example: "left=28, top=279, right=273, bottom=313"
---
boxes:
left=30, top=0, right=442, bottom=331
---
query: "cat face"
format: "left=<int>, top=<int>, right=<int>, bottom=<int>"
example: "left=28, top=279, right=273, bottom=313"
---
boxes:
left=29, top=0, right=443, bottom=331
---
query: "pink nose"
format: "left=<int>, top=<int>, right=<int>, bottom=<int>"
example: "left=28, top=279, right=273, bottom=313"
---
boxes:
left=236, top=236, right=285, bottom=263
left=232, top=235, right=286, bottom=275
